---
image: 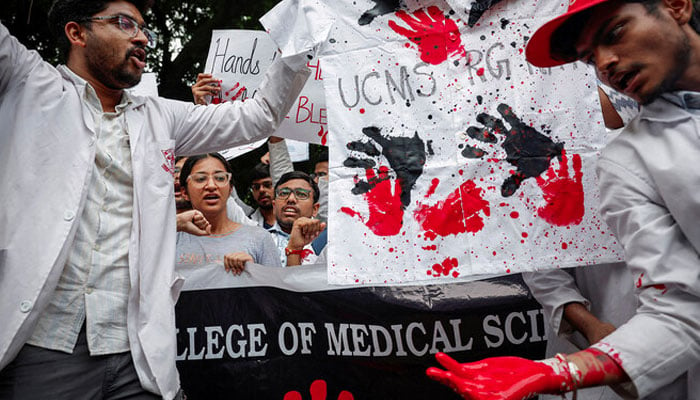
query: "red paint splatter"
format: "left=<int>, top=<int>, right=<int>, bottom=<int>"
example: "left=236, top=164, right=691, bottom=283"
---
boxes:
left=561, top=242, right=568, bottom=250
left=476, top=68, right=485, bottom=76
left=521, top=232, right=528, bottom=238
left=428, top=257, right=459, bottom=277
left=414, top=180, right=490, bottom=238
left=284, top=379, right=354, bottom=400
left=340, top=167, right=404, bottom=236
left=359, top=108, right=365, bottom=114
left=425, top=178, right=440, bottom=198
left=388, top=6, right=466, bottom=65
left=510, top=211, right=519, bottom=219
left=317, top=125, right=328, bottom=146
left=536, top=150, right=585, bottom=226
left=636, top=273, right=668, bottom=294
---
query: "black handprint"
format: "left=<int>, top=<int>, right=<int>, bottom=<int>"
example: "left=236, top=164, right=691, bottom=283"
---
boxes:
left=344, top=126, right=427, bottom=209
left=467, top=0, right=506, bottom=27
left=461, top=103, right=564, bottom=197
left=358, top=0, right=402, bottom=26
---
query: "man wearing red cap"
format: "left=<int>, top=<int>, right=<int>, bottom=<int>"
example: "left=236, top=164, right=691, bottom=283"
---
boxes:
left=426, top=0, right=700, bottom=398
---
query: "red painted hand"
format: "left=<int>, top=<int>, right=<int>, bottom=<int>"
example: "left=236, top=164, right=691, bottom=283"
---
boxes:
left=536, top=150, right=584, bottom=226
left=426, top=353, right=571, bottom=400
left=340, top=167, right=404, bottom=236
left=388, top=6, right=465, bottom=65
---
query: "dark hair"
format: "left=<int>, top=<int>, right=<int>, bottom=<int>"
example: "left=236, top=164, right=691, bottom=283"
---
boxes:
left=275, top=171, right=320, bottom=203
left=315, top=148, right=329, bottom=165
left=179, top=153, right=234, bottom=191
left=48, top=0, right=152, bottom=61
left=250, top=162, right=271, bottom=181
left=549, top=0, right=678, bottom=63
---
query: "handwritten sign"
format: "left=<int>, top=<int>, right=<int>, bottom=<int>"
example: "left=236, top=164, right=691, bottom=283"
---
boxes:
left=262, top=0, right=624, bottom=284
left=204, top=30, right=327, bottom=145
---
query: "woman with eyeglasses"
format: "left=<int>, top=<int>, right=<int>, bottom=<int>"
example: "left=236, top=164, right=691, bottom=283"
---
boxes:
left=176, top=153, right=282, bottom=275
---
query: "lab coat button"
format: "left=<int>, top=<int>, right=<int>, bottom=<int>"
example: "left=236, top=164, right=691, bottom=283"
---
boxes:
left=19, top=300, right=32, bottom=313
left=64, top=210, right=75, bottom=221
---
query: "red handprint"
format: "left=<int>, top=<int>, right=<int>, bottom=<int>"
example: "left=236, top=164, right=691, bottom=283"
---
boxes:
left=388, top=6, right=466, bottom=65
left=212, top=82, right=247, bottom=104
left=414, top=179, right=490, bottom=241
left=340, top=167, right=404, bottom=236
left=283, top=379, right=354, bottom=400
left=536, top=150, right=584, bottom=226
left=342, top=126, right=427, bottom=236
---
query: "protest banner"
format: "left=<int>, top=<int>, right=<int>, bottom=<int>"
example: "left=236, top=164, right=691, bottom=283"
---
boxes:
left=261, top=0, right=624, bottom=284
left=175, top=263, right=546, bottom=399
left=203, top=29, right=328, bottom=145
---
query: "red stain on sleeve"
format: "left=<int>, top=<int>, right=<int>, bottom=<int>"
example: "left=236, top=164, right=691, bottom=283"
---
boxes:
left=536, top=150, right=585, bottom=226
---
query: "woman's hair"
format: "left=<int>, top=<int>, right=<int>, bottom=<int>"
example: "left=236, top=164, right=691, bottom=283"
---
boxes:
left=179, top=153, right=234, bottom=192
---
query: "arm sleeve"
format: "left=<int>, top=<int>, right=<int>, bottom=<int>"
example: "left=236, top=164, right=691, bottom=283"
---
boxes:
left=0, top=22, right=46, bottom=98
left=522, top=269, right=590, bottom=338
left=591, top=157, right=700, bottom=398
left=268, top=139, right=295, bottom=186
left=171, top=58, right=311, bottom=156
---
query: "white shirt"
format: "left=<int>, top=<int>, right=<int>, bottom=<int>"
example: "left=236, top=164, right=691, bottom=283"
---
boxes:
left=28, top=68, right=133, bottom=355
left=593, top=92, right=700, bottom=398
left=0, top=22, right=310, bottom=399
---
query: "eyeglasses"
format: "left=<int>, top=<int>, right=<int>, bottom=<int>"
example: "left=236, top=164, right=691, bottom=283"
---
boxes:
left=250, top=181, right=273, bottom=191
left=310, top=171, right=328, bottom=180
left=80, top=14, right=157, bottom=48
left=187, top=172, right=232, bottom=187
left=275, top=187, right=312, bottom=201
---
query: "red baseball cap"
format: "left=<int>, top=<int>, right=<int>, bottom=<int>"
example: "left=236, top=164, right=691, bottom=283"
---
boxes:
left=525, top=0, right=613, bottom=67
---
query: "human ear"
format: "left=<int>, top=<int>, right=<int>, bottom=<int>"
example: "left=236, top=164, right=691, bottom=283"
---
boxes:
left=663, top=0, right=693, bottom=24
left=65, top=21, right=88, bottom=48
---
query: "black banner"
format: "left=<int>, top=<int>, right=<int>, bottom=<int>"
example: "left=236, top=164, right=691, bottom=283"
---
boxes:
left=175, top=264, right=545, bottom=399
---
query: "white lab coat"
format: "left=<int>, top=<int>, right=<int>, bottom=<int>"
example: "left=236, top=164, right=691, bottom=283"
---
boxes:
left=593, top=92, right=700, bottom=398
left=0, top=23, right=309, bottom=399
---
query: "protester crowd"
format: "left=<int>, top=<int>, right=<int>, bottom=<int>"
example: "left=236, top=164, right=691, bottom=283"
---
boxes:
left=1, top=0, right=700, bottom=399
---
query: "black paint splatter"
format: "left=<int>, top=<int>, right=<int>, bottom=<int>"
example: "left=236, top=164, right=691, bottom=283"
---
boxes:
left=358, top=0, right=402, bottom=26
left=461, top=103, right=564, bottom=197
left=468, top=0, right=506, bottom=27
left=500, top=18, right=509, bottom=29
left=345, top=126, right=427, bottom=208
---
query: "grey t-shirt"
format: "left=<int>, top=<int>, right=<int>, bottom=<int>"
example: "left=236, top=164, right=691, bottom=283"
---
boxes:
left=176, top=225, right=282, bottom=269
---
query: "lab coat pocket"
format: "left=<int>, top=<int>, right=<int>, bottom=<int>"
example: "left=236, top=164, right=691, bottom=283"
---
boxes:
left=146, top=140, right=176, bottom=199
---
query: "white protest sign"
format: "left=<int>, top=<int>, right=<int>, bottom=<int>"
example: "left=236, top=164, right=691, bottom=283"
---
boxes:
left=263, top=0, right=624, bottom=285
left=203, top=29, right=328, bottom=145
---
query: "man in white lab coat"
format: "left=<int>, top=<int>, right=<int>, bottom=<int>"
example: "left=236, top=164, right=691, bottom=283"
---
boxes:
left=0, top=0, right=310, bottom=398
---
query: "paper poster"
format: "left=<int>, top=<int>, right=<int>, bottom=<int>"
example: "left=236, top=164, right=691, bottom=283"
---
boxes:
left=262, top=0, right=624, bottom=285
left=203, top=29, right=328, bottom=145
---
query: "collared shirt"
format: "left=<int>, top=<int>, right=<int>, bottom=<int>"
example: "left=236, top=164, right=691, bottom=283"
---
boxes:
left=28, top=68, right=133, bottom=355
left=592, top=91, right=700, bottom=398
left=267, top=222, right=317, bottom=266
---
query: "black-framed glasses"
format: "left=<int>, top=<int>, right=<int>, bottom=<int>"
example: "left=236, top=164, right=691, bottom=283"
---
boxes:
left=275, top=187, right=312, bottom=201
left=80, top=14, right=157, bottom=48
left=187, top=172, right=232, bottom=187
left=250, top=181, right=273, bottom=191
